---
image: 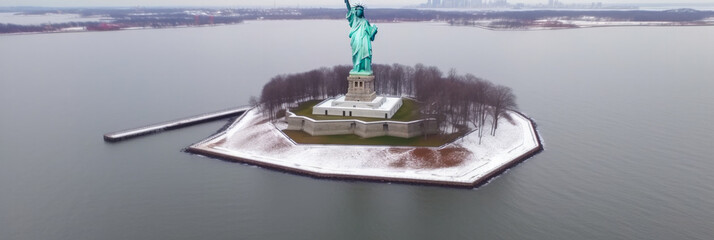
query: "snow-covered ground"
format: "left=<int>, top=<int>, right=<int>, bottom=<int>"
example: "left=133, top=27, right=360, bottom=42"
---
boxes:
left=189, top=108, right=541, bottom=187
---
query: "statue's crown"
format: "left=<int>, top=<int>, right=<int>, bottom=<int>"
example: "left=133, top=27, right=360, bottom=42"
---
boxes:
left=353, top=4, right=365, bottom=9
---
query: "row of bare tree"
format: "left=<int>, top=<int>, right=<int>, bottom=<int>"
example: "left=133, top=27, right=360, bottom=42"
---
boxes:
left=257, top=65, right=351, bottom=120
left=257, top=63, right=517, bottom=139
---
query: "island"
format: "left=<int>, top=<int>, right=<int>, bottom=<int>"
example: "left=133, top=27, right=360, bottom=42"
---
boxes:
left=186, top=2, right=543, bottom=188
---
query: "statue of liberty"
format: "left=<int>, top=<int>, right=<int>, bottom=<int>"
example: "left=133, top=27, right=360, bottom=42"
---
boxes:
left=344, top=0, right=378, bottom=75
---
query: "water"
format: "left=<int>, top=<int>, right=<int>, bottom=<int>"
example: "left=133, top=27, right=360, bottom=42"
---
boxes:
left=1, top=20, right=714, bottom=239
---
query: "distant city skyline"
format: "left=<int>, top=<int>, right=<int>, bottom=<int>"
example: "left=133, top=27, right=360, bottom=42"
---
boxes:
left=1, top=0, right=712, bottom=8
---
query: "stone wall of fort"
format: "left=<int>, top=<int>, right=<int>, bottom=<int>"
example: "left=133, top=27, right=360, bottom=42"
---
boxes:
left=285, top=111, right=439, bottom=138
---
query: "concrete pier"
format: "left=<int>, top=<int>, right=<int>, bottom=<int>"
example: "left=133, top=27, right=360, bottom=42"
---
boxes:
left=103, top=106, right=251, bottom=142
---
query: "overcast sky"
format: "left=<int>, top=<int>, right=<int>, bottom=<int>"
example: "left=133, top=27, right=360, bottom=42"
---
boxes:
left=1, top=0, right=711, bottom=8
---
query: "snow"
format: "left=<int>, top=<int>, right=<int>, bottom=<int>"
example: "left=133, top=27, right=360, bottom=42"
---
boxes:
left=190, top=108, right=541, bottom=186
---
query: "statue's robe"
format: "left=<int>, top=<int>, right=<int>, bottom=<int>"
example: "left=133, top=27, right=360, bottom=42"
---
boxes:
left=347, top=8, right=377, bottom=74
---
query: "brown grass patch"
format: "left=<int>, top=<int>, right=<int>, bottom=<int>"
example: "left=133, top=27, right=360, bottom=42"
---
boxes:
left=389, top=147, right=471, bottom=169
left=438, top=147, right=472, bottom=167
left=390, top=158, right=407, bottom=168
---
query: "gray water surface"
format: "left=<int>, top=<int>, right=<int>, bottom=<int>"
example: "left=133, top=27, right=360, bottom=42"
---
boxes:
left=1, top=21, right=713, bottom=240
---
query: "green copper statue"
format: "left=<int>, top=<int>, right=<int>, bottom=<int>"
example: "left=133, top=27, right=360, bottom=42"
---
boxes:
left=344, top=0, right=378, bottom=75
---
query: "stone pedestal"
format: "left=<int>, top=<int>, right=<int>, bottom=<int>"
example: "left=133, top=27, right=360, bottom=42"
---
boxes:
left=311, top=74, right=402, bottom=119
left=345, top=75, right=377, bottom=102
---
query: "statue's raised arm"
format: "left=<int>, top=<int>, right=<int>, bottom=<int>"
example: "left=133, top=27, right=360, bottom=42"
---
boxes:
left=344, top=0, right=351, bottom=10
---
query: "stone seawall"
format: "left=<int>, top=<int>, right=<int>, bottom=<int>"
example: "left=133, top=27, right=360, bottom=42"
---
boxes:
left=285, top=110, right=438, bottom=138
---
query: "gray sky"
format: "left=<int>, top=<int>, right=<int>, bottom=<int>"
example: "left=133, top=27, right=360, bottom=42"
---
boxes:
left=1, top=0, right=711, bottom=8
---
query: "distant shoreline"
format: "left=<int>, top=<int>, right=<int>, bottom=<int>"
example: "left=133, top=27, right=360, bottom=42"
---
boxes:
left=3, top=7, right=713, bottom=35
left=3, top=19, right=714, bottom=37
left=449, top=18, right=714, bottom=31
left=0, top=23, right=233, bottom=36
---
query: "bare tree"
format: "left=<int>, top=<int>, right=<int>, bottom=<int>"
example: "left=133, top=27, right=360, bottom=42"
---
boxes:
left=468, top=78, right=493, bottom=144
left=248, top=96, right=259, bottom=107
left=489, top=85, right=517, bottom=136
